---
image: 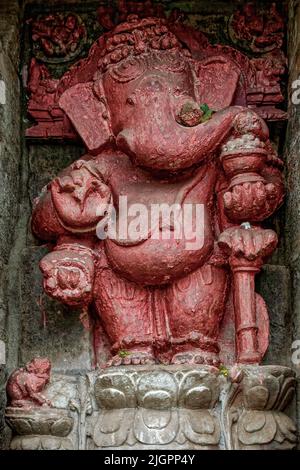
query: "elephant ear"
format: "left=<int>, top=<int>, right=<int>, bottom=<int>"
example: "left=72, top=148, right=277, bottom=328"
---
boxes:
left=196, top=56, right=241, bottom=111
left=59, top=82, right=112, bottom=155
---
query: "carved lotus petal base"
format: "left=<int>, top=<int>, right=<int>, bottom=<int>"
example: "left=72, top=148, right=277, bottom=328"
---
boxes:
left=89, top=364, right=297, bottom=450
left=5, top=407, right=74, bottom=450
left=5, top=365, right=297, bottom=450
left=10, top=435, right=73, bottom=451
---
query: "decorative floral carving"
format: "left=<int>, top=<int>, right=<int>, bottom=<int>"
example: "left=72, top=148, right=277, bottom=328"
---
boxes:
left=134, top=371, right=178, bottom=445
left=26, top=5, right=287, bottom=140
left=69, top=374, right=93, bottom=450
left=10, top=435, right=73, bottom=451
left=6, top=408, right=73, bottom=436
left=94, top=372, right=136, bottom=409
left=6, top=365, right=296, bottom=449
left=90, top=366, right=222, bottom=449
left=6, top=408, right=74, bottom=450
left=177, top=370, right=221, bottom=446
left=30, top=13, right=87, bottom=63
left=98, top=0, right=165, bottom=31
left=225, top=366, right=297, bottom=450
left=246, top=49, right=287, bottom=121
left=228, top=2, right=284, bottom=53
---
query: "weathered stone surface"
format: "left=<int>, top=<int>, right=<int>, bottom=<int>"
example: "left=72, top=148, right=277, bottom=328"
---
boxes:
left=0, top=0, right=20, bottom=70
left=6, top=407, right=74, bottom=450
left=19, top=246, right=92, bottom=372
left=256, top=265, right=292, bottom=366
left=286, top=0, right=300, bottom=449
left=0, top=144, right=20, bottom=263
left=0, top=365, right=9, bottom=449
left=286, top=0, right=300, bottom=263
left=0, top=0, right=21, bottom=449
left=4, top=365, right=297, bottom=450
left=89, top=365, right=297, bottom=450
left=16, top=144, right=90, bottom=371
left=0, top=53, right=21, bottom=147
left=0, top=29, right=21, bottom=265
left=28, top=144, right=84, bottom=207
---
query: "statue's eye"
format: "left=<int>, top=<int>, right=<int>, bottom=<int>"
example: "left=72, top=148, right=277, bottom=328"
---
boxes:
left=126, top=96, right=135, bottom=106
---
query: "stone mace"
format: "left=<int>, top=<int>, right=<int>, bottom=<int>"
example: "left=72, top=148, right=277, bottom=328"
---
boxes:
left=218, top=223, right=278, bottom=363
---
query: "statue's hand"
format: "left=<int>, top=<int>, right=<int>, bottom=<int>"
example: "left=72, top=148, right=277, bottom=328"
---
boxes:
left=51, top=161, right=111, bottom=232
left=218, top=225, right=278, bottom=262
left=40, top=248, right=94, bottom=307
left=223, top=181, right=282, bottom=222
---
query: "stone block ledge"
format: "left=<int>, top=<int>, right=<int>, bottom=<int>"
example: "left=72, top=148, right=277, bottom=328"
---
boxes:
left=5, top=364, right=297, bottom=450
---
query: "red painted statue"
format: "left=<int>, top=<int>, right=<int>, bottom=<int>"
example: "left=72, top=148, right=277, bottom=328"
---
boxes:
left=31, top=16, right=284, bottom=367
left=6, top=358, right=51, bottom=408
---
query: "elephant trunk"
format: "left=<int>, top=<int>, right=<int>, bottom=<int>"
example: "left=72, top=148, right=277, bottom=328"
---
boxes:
left=116, top=105, right=243, bottom=171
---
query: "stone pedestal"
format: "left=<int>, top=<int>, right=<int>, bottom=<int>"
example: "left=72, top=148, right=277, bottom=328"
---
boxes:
left=5, top=365, right=297, bottom=450
left=5, top=408, right=74, bottom=450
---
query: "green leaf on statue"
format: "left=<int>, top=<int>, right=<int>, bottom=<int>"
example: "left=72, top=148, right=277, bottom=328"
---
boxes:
left=118, top=349, right=130, bottom=358
left=199, top=103, right=215, bottom=122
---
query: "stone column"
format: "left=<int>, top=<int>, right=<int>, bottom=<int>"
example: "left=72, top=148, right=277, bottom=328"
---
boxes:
left=286, top=0, right=300, bottom=449
left=0, top=0, right=21, bottom=449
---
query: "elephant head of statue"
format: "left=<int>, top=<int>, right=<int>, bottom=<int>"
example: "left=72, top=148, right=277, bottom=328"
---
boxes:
left=59, top=15, right=243, bottom=171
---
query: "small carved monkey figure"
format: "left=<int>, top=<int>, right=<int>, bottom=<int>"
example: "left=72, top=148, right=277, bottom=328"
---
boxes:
left=6, top=358, right=52, bottom=408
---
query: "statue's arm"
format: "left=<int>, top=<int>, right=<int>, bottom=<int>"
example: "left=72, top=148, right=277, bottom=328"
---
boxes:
left=32, top=153, right=112, bottom=307
left=32, top=154, right=112, bottom=240
left=24, top=380, right=50, bottom=406
left=31, top=188, right=67, bottom=241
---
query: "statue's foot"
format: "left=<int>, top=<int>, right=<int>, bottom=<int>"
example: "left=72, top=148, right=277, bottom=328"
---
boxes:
left=107, top=348, right=156, bottom=367
left=10, top=399, right=34, bottom=409
left=171, top=350, right=219, bottom=367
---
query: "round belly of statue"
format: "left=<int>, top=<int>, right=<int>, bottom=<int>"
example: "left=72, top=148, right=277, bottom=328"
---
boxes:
left=105, top=229, right=214, bottom=286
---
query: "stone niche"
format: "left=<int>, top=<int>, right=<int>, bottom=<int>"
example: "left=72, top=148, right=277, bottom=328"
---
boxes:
left=1, top=0, right=299, bottom=451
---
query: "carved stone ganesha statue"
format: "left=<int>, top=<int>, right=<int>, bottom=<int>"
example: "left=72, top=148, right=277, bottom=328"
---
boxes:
left=31, top=16, right=284, bottom=367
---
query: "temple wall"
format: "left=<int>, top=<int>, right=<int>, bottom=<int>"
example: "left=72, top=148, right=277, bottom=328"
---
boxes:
left=0, top=0, right=299, bottom=449
left=0, top=0, right=21, bottom=449
left=286, top=0, right=300, bottom=448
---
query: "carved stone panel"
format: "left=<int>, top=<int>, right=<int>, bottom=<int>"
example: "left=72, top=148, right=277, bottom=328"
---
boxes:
left=6, top=364, right=295, bottom=450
